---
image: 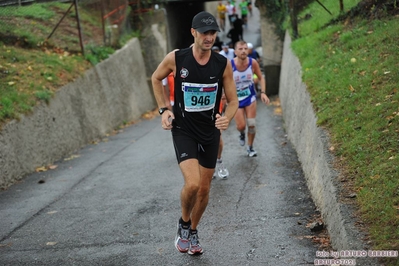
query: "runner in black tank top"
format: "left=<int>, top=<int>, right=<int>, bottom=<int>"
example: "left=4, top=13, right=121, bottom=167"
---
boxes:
left=173, top=47, right=227, bottom=145
left=150, top=11, right=239, bottom=256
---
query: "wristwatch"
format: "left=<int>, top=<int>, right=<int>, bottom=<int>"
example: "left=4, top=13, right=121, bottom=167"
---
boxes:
left=158, top=107, right=168, bottom=115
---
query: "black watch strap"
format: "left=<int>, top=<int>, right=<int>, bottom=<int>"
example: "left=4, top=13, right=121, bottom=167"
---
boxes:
left=158, top=107, right=168, bottom=115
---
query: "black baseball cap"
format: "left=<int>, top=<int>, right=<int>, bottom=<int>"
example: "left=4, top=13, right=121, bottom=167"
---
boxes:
left=191, top=11, right=220, bottom=33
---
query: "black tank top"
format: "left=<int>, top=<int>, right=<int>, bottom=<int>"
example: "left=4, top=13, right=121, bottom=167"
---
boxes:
left=172, top=47, right=227, bottom=144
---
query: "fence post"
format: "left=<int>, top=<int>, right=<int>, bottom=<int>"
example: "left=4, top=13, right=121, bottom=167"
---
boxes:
left=100, top=0, right=106, bottom=46
left=74, top=0, right=85, bottom=56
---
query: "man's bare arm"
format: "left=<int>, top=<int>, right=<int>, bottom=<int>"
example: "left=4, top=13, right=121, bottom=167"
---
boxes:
left=152, top=52, right=176, bottom=109
left=252, top=60, right=270, bottom=105
left=222, top=60, right=238, bottom=121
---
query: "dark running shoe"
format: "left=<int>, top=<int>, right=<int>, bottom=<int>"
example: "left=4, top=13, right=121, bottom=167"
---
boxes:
left=174, top=220, right=190, bottom=253
left=239, top=133, right=245, bottom=146
left=188, top=229, right=203, bottom=255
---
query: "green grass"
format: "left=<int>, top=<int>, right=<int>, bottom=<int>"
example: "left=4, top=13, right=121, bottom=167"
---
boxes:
left=289, top=0, right=399, bottom=264
left=0, top=3, right=57, bottom=20
left=0, top=2, right=132, bottom=125
left=0, top=45, right=91, bottom=123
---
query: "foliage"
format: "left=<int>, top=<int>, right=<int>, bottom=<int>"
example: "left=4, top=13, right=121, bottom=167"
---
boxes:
left=85, top=45, right=115, bottom=65
left=257, top=0, right=289, bottom=39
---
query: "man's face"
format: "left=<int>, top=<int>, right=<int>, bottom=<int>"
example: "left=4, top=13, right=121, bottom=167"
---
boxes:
left=234, top=43, right=248, bottom=59
left=192, top=30, right=217, bottom=51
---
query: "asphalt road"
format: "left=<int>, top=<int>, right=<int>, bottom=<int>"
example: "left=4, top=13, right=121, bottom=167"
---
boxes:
left=0, top=5, right=323, bottom=266
left=0, top=96, right=323, bottom=265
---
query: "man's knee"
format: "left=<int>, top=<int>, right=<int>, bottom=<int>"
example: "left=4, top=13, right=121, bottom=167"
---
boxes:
left=247, top=118, right=256, bottom=134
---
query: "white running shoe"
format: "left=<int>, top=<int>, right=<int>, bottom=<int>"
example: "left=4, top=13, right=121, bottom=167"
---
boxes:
left=216, top=160, right=229, bottom=179
left=247, top=147, right=257, bottom=157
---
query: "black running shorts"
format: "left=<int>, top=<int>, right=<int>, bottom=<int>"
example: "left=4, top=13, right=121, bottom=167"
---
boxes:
left=172, top=129, right=220, bottom=169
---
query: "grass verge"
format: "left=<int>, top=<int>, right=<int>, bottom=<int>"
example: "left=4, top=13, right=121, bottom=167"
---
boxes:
left=0, top=2, right=141, bottom=125
left=289, top=0, right=399, bottom=264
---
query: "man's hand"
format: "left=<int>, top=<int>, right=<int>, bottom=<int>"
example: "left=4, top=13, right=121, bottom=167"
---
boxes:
left=215, top=113, right=229, bottom=131
left=161, top=111, right=174, bottom=130
left=261, top=93, right=270, bottom=105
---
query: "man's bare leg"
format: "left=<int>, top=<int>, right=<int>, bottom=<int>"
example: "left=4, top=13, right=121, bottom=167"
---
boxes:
left=191, top=166, right=214, bottom=230
left=179, top=159, right=201, bottom=223
left=245, top=101, right=257, bottom=147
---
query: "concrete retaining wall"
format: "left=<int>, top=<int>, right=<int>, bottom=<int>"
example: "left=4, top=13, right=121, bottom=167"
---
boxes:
left=0, top=37, right=156, bottom=189
left=279, top=31, right=378, bottom=265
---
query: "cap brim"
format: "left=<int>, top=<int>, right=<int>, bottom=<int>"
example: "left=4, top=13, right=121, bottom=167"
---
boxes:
left=195, top=26, right=220, bottom=33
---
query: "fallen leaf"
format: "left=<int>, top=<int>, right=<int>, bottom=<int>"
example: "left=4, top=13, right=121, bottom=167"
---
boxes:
left=349, top=85, right=355, bottom=92
left=48, top=165, right=58, bottom=170
left=64, top=154, right=80, bottom=161
left=35, top=166, right=47, bottom=172
left=8, top=81, right=15, bottom=86
left=274, top=107, right=282, bottom=115
left=297, top=235, right=314, bottom=239
left=157, top=248, right=164, bottom=255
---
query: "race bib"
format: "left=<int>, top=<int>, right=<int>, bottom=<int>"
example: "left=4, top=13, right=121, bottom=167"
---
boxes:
left=237, top=86, right=251, bottom=101
left=182, top=82, right=218, bottom=112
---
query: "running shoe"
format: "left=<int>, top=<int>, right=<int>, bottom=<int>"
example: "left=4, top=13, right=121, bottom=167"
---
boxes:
left=247, top=147, right=257, bottom=157
left=174, top=220, right=190, bottom=253
left=188, top=229, right=203, bottom=255
left=216, top=160, right=229, bottom=179
left=239, top=133, right=245, bottom=146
